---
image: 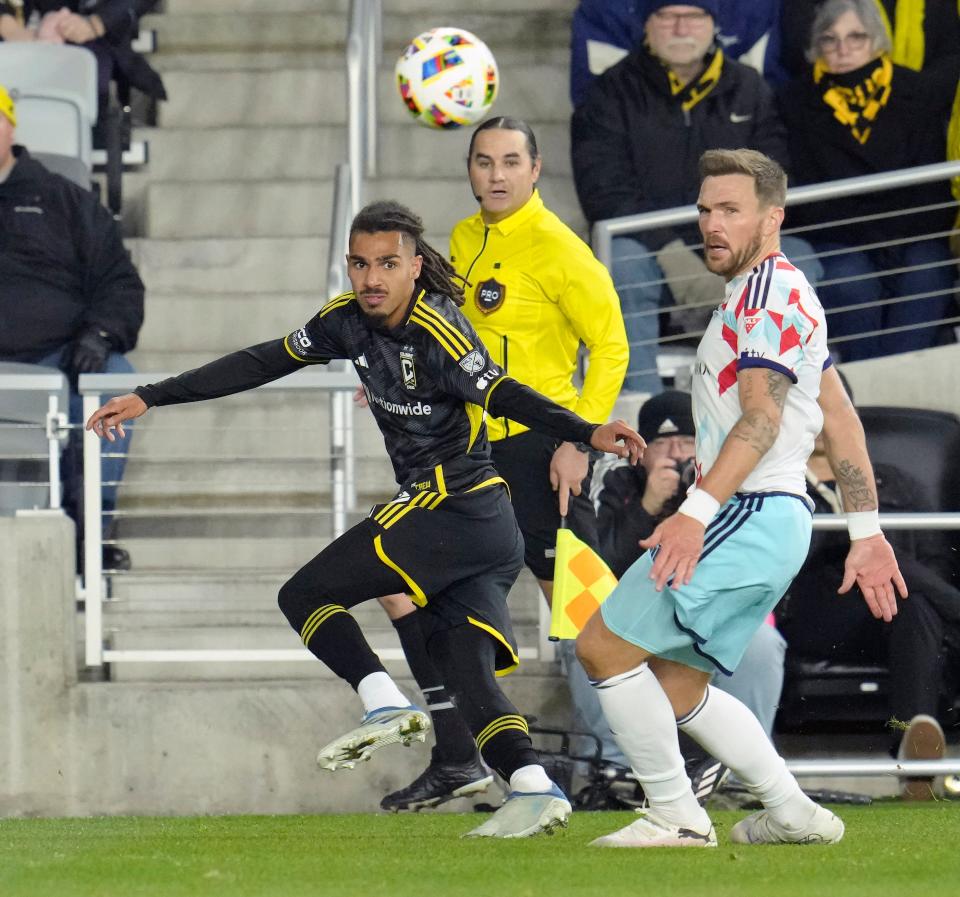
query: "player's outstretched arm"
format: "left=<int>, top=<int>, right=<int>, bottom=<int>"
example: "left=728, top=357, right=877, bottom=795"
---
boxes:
left=86, top=393, right=148, bottom=442
left=590, top=419, right=645, bottom=464
left=818, top=365, right=908, bottom=620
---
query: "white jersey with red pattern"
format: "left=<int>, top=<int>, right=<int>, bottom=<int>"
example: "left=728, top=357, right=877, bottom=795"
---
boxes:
left=691, top=252, right=829, bottom=496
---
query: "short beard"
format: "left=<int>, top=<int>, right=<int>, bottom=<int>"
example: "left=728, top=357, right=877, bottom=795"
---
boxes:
left=705, top=228, right=766, bottom=278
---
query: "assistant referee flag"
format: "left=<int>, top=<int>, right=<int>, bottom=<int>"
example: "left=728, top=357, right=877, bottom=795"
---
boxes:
left=549, top=529, right=618, bottom=640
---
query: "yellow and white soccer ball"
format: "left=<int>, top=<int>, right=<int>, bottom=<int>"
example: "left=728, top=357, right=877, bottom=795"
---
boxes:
left=395, top=27, right=499, bottom=130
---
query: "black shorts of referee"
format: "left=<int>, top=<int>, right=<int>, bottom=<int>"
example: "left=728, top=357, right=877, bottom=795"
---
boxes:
left=491, top=428, right=600, bottom=582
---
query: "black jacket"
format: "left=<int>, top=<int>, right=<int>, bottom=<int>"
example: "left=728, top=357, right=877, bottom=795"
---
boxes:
left=778, top=59, right=955, bottom=244
left=596, top=462, right=668, bottom=579
left=570, top=46, right=790, bottom=250
left=0, top=147, right=144, bottom=361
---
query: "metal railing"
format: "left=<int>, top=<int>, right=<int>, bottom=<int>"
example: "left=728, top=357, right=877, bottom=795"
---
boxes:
left=0, top=370, right=70, bottom=512
left=79, top=370, right=359, bottom=668
left=592, top=161, right=960, bottom=387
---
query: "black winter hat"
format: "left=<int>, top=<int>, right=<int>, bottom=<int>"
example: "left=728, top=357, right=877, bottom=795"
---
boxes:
left=637, top=390, right=695, bottom=444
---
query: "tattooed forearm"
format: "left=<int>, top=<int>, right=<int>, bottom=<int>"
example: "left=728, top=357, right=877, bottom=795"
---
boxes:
left=764, top=369, right=789, bottom=411
left=835, top=458, right=877, bottom=511
left=730, top=408, right=779, bottom=457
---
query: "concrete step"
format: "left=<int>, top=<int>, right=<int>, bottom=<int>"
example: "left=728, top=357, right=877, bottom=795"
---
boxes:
left=163, top=0, right=573, bottom=13
left=127, top=237, right=329, bottom=293
left=144, top=10, right=571, bottom=54
left=133, top=122, right=572, bottom=182
left=150, top=45, right=569, bottom=72
left=156, top=64, right=570, bottom=128
left=145, top=174, right=584, bottom=238
left=137, top=291, right=324, bottom=352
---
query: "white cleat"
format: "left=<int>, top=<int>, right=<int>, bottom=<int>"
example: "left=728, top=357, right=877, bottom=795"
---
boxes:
left=590, top=810, right=717, bottom=848
left=730, top=804, right=845, bottom=845
left=316, top=706, right=430, bottom=771
left=463, top=784, right=572, bottom=838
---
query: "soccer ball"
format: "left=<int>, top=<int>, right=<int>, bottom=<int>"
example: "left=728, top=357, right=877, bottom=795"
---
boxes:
left=395, top=27, right=499, bottom=130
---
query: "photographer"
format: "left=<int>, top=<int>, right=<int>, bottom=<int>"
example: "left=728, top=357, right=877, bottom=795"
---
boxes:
left=595, top=390, right=786, bottom=739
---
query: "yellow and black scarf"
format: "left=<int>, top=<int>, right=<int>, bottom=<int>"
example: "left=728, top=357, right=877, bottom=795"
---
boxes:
left=666, top=48, right=724, bottom=113
left=813, top=53, right=894, bottom=144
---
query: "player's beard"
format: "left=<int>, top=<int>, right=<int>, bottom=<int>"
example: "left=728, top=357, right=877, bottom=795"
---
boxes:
left=705, top=224, right=766, bottom=279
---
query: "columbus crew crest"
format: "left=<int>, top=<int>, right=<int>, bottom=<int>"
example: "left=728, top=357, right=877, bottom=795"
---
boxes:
left=400, top=349, right=417, bottom=389
left=475, top=278, right=506, bottom=315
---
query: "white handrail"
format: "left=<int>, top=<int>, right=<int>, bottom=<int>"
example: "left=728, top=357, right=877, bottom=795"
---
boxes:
left=592, top=159, right=960, bottom=269
left=78, top=369, right=360, bottom=667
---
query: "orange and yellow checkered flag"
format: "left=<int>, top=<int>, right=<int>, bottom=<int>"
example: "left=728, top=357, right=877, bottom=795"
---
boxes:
left=549, top=528, right=618, bottom=641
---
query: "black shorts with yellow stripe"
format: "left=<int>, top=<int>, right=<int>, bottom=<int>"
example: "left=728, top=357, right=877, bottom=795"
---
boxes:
left=368, top=479, right=525, bottom=676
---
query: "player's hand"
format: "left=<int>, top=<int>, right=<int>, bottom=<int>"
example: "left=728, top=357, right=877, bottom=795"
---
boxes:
left=85, top=393, right=148, bottom=442
left=550, top=441, right=589, bottom=517
left=642, top=456, right=682, bottom=516
left=353, top=386, right=369, bottom=408
left=590, top=420, right=645, bottom=465
left=838, top=533, right=908, bottom=623
left=640, top=512, right=704, bottom=591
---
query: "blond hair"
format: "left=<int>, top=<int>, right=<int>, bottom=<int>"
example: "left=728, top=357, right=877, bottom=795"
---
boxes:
left=699, top=149, right=787, bottom=208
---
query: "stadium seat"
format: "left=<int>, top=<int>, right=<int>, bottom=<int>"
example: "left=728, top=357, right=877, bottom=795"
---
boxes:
left=0, top=43, right=97, bottom=183
left=0, top=362, right=70, bottom=516
left=778, top=406, right=960, bottom=729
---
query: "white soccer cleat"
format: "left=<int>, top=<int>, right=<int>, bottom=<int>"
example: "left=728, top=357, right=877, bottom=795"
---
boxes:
left=316, top=706, right=430, bottom=771
left=590, top=810, right=717, bottom=848
left=462, top=784, right=572, bottom=838
left=730, top=804, right=845, bottom=845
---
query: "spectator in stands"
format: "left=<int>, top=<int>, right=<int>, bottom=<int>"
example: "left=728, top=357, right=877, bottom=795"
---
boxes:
left=0, top=83, right=143, bottom=568
left=779, top=374, right=959, bottom=800
left=0, top=1, right=166, bottom=120
left=593, top=389, right=787, bottom=740
left=571, top=1, right=820, bottom=395
left=780, top=0, right=960, bottom=84
left=779, top=0, right=958, bottom=362
left=570, top=0, right=788, bottom=108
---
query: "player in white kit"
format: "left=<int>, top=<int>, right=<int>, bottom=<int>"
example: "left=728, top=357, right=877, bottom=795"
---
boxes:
left=577, top=148, right=907, bottom=848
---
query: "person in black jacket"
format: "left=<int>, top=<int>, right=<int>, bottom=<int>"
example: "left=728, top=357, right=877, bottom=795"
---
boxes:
left=571, top=0, right=821, bottom=394
left=778, top=0, right=958, bottom=362
left=0, top=1, right=166, bottom=116
left=0, top=85, right=143, bottom=568
left=779, top=378, right=959, bottom=800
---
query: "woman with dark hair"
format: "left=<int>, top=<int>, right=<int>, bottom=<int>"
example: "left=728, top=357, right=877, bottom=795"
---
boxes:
left=778, top=0, right=957, bottom=362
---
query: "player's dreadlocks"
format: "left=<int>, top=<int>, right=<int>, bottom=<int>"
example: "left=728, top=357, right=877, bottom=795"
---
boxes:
left=350, top=200, right=466, bottom=306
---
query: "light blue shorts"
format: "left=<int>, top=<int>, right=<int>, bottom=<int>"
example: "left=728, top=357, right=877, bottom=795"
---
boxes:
left=600, top=493, right=812, bottom=675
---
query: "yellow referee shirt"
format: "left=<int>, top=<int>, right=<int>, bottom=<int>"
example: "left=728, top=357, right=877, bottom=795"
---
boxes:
left=450, top=190, right=628, bottom=441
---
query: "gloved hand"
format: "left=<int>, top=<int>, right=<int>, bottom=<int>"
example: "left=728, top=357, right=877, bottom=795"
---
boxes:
left=655, top=239, right=725, bottom=333
left=65, top=327, right=113, bottom=376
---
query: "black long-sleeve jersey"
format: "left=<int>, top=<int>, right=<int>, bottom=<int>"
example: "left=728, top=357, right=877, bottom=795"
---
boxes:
left=136, top=289, right=599, bottom=493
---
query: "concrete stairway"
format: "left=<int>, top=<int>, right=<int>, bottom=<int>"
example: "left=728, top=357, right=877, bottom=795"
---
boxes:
left=103, top=0, right=577, bottom=686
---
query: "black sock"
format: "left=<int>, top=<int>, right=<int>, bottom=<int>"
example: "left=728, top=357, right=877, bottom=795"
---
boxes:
left=428, top=623, right=540, bottom=780
left=393, top=612, right=478, bottom=764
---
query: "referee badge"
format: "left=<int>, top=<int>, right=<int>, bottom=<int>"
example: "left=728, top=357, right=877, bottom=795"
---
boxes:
left=475, top=278, right=506, bottom=315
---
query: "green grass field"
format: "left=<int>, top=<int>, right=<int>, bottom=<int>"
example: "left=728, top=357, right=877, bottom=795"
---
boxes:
left=2, top=805, right=958, bottom=897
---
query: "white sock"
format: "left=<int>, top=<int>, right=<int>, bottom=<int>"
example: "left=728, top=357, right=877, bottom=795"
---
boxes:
left=678, top=685, right=816, bottom=828
left=594, top=663, right=710, bottom=828
left=356, top=672, right=410, bottom=715
left=509, top=764, right=553, bottom=794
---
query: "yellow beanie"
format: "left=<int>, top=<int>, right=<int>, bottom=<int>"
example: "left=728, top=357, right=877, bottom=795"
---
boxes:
left=0, top=84, right=16, bottom=127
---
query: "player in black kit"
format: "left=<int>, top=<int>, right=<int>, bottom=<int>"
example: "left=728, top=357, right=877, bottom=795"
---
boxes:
left=86, top=201, right=644, bottom=838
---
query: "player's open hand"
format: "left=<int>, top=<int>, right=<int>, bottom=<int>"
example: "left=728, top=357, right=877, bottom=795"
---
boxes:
left=838, top=533, right=908, bottom=622
left=590, top=420, right=645, bottom=464
left=640, top=512, right=705, bottom=591
left=85, top=393, right=148, bottom=442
